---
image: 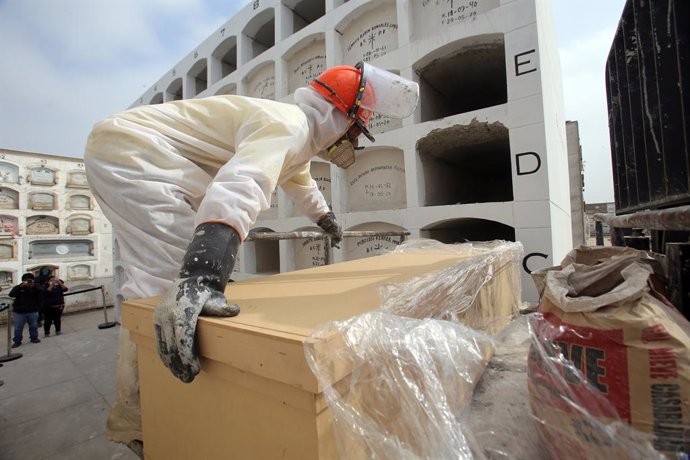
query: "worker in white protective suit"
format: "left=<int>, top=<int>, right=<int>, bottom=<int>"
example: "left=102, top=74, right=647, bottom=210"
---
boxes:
left=84, top=62, right=419, bottom=444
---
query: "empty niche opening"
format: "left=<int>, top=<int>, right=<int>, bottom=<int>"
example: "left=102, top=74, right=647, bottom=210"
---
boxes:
left=292, top=226, right=327, bottom=270
left=212, top=36, right=237, bottom=83
left=246, top=228, right=280, bottom=274
left=187, top=58, right=208, bottom=96
left=417, top=119, right=512, bottom=206
left=243, top=8, right=275, bottom=63
left=344, top=222, right=406, bottom=261
left=415, top=34, right=507, bottom=122
left=345, top=148, right=406, bottom=212
left=283, top=0, right=326, bottom=34
left=166, top=78, right=183, bottom=101
left=422, top=218, right=515, bottom=243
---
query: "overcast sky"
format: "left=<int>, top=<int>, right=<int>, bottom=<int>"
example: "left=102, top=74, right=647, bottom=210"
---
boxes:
left=0, top=0, right=625, bottom=203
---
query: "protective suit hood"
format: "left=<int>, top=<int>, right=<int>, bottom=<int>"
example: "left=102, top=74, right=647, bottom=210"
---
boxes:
left=294, top=87, right=352, bottom=155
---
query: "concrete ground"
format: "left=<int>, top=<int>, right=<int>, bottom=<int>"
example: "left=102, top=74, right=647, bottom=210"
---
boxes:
left=0, top=308, right=139, bottom=460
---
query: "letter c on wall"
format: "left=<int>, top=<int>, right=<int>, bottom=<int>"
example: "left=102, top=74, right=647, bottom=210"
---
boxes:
left=522, top=252, right=548, bottom=274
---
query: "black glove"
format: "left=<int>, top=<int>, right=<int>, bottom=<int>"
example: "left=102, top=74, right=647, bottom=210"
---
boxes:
left=317, top=212, right=343, bottom=248
left=154, top=222, right=241, bottom=383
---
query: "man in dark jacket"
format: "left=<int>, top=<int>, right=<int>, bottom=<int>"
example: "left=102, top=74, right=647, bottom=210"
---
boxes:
left=9, top=273, right=44, bottom=347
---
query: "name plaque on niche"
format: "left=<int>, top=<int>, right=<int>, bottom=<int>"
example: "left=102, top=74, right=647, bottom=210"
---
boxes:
left=313, top=174, right=332, bottom=209
left=351, top=235, right=402, bottom=259
left=0, top=192, right=17, bottom=209
left=294, top=237, right=325, bottom=269
left=27, top=220, right=58, bottom=235
left=31, top=167, right=55, bottom=185
left=69, top=265, right=92, bottom=280
left=414, top=0, right=499, bottom=36
left=69, top=171, right=88, bottom=187
left=291, top=55, right=326, bottom=90
left=347, top=160, right=406, bottom=212
left=368, top=113, right=401, bottom=135
left=250, top=73, right=275, bottom=100
left=0, top=164, right=19, bottom=184
left=343, top=5, right=398, bottom=63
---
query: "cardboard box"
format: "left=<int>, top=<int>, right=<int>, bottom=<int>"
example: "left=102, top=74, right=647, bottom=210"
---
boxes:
left=123, top=249, right=518, bottom=459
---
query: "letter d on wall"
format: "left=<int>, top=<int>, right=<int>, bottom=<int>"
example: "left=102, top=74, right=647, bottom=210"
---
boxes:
left=515, top=152, right=541, bottom=176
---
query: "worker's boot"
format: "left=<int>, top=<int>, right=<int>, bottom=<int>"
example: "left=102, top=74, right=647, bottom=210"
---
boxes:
left=154, top=222, right=241, bottom=383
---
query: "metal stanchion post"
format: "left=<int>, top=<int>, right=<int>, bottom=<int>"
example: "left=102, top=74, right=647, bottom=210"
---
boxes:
left=0, top=306, right=22, bottom=363
left=97, top=286, right=117, bottom=329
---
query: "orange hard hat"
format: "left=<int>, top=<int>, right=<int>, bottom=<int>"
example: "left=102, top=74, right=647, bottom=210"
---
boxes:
left=310, top=64, right=374, bottom=140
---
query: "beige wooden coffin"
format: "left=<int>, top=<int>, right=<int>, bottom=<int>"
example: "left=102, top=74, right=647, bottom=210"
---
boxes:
left=122, top=248, right=520, bottom=460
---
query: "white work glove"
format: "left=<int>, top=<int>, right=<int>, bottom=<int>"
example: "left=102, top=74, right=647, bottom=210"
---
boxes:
left=154, top=222, right=241, bottom=383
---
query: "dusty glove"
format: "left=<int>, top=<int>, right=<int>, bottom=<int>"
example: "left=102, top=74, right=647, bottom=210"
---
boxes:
left=317, top=211, right=343, bottom=248
left=154, top=222, right=241, bottom=383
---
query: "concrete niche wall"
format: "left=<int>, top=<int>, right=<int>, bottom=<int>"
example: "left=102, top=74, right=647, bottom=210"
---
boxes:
left=133, top=0, right=573, bottom=303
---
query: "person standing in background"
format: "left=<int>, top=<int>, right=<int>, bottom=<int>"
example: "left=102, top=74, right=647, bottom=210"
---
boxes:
left=9, top=273, right=44, bottom=347
left=35, top=267, right=52, bottom=327
left=43, top=276, right=68, bottom=337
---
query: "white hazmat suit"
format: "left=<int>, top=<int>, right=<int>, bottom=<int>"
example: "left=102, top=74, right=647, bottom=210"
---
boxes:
left=84, top=87, right=351, bottom=444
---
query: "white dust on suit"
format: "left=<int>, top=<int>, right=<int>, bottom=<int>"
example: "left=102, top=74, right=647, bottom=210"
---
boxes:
left=84, top=87, right=351, bottom=443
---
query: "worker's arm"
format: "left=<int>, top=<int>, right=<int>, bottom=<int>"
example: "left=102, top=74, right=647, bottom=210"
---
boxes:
left=154, top=113, right=309, bottom=383
left=280, top=163, right=330, bottom=221
left=154, top=221, right=241, bottom=383
left=281, top=163, right=342, bottom=247
left=194, top=117, right=308, bottom=238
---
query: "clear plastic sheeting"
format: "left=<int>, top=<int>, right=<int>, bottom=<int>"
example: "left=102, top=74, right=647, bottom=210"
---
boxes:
left=305, top=311, right=494, bottom=460
left=304, top=239, right=523, bottom=459
left=467, top=315, right=547, bottom=460
left=381, top=240, right=523, bottom=333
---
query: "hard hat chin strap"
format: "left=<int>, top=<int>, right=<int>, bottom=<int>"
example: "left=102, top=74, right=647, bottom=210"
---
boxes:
left=349, top=62, right=367, bottom=120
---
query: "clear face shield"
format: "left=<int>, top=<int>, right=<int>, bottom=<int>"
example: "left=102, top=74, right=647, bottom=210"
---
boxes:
left=354, top=62, right=420, bottom=120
